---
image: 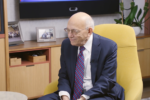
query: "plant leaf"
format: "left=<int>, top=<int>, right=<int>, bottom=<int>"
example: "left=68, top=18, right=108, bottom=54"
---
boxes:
left=139, top=24, right=142, bottom=30
left=131, top=2, right=135, bottom=9
left=134, top=17, right=138, bottom=25
left=129, top=5, right=138, bottom=25
left=140, top=2, right=149, bottom=23
left=124, top=18, right=129, bottom=25
left=140, top=9, right=149, bottom=23
left=114, top=19, right=122, bottom=24
left=144, top=2, right=149, bottom=10
left=137, top=8, right=142, bottom=21
left=125, top=5, right=138, bottom=25
left=120, top=2, right=124, bottom=11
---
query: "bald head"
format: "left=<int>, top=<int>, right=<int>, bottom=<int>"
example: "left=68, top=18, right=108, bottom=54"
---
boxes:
left=68, top=12, right=94, bottom=30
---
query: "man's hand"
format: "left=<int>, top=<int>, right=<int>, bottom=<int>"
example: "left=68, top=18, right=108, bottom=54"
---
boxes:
left=77, top=96, right=86, bottom=100
left=62, top=95, right=69, bottom=100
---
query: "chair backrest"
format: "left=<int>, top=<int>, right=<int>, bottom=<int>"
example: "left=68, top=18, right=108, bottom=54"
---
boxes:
left=94, top=24, right=143, bottom=100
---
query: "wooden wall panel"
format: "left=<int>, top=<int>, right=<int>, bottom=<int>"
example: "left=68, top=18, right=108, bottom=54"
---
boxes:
left=0, top=38, right=6, bottom=90
left=138, top=50, right=145, bottom=77
left=3, top=0, right=10, bottom=91
left=145, top=0, right=150, bottom=34
left=51, top=47, right=61, bottom=82
left=144, top=49, right=150, bottom=76
left=137, top=37, right=150, bottom=49
left=144, top=37, right=150, bottom=49
left=138, top=49, right=150, bottom=77
left=137, top=38, right=144, bottom=50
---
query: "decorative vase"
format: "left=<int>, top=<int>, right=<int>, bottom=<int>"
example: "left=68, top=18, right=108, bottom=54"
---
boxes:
left=132, top=26, right=141, bottom=36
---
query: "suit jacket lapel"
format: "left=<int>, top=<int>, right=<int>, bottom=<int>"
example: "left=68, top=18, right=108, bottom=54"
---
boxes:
left=69, top=33, right=101, bottom=87
left=91, top=33, right=101, bottom=84
left=70, top=46, right=78, bottom=88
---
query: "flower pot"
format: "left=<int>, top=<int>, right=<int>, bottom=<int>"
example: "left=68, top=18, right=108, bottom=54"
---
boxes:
left=132, top=27, right=141, bottom=36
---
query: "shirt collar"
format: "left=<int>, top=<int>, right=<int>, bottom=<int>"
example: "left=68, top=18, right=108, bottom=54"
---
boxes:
left=79, top=33, right=93, bottom=52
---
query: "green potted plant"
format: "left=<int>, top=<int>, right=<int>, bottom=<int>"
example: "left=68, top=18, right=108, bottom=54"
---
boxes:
left=114, top=0, right=150, bottom=35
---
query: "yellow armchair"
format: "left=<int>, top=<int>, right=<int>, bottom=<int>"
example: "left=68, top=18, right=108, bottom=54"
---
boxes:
left=44, top=24, right=143, bottom=100
left=44, top=80, right=58, bottom=95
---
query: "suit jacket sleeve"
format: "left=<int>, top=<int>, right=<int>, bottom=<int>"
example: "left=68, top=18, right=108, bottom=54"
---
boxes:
left=84, top=43, right=117, bottom=98
left=58, top=41, right=71, bottom=95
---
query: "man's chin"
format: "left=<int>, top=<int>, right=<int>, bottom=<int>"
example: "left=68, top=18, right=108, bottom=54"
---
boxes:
left=70, top=42, right=78, bottom=46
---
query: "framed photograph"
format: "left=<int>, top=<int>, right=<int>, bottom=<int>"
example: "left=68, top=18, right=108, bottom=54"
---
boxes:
left=8, top=21, right=24, bottom=46
left=37, top=27, right=56, bottom=42
left=0, top=0, right=4, bottom=34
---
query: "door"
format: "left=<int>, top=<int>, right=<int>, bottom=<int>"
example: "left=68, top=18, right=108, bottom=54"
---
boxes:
left=9, top=63, right=49, bottom=98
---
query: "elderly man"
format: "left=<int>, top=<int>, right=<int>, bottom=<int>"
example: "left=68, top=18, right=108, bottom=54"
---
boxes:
left=38, top=12, right=124, bottom=100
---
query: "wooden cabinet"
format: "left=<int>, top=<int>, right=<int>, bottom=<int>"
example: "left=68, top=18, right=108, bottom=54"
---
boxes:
left=0, top=38, right=6, bottom=91
left=9, top=48, right=51, bottom=99
left=51, top=47, right=61, bottom=82
left=9, top=63, right=49, bottom=98
left=8, top=39, right=65, bottom=99
left=8, top=46, right=62, bottom=99
left=137, top=37, right=150, bottom=78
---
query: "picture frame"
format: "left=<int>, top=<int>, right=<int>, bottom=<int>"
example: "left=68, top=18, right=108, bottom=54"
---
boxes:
left=37, top=27, right=56, bottom=42
left=0, top=0, right=4, bottom=34
left=8, top=21, right=24, bottom=46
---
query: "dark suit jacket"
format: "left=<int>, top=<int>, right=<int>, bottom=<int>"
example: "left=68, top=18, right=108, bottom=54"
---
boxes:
left=58, top=33, right=124, bottom=100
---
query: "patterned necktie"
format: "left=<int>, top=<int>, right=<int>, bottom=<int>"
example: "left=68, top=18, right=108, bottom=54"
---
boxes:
left=73, top=46, right=85, bottom=100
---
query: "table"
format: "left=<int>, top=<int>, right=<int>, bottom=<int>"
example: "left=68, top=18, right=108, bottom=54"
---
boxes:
left=0, top=91, right=27, bottom=100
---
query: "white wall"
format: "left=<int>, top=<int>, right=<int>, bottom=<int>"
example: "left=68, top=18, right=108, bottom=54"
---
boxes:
left=135, top=0, right=145, bottom=31
left=7, top=0, right=144, bottom=41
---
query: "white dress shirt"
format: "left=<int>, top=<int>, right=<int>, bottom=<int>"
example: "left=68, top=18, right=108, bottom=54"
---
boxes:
left=59, top=33, right=93, bottom=100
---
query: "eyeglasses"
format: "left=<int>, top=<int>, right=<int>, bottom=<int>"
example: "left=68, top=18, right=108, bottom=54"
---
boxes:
left=64, top=28, right=87, bottom=35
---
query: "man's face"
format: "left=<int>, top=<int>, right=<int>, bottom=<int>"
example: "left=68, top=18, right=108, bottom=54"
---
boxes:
left=67, top=21, right=90, bottom=46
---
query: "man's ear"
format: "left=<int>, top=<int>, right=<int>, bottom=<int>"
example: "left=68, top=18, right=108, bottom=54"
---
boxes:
left=88, top=27, right=93, bottom=35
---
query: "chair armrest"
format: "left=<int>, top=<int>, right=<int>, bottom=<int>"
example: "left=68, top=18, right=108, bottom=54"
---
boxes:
left=125, top=79, right=143, bottom=100
left=44, top=80, right=58, bottom=95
